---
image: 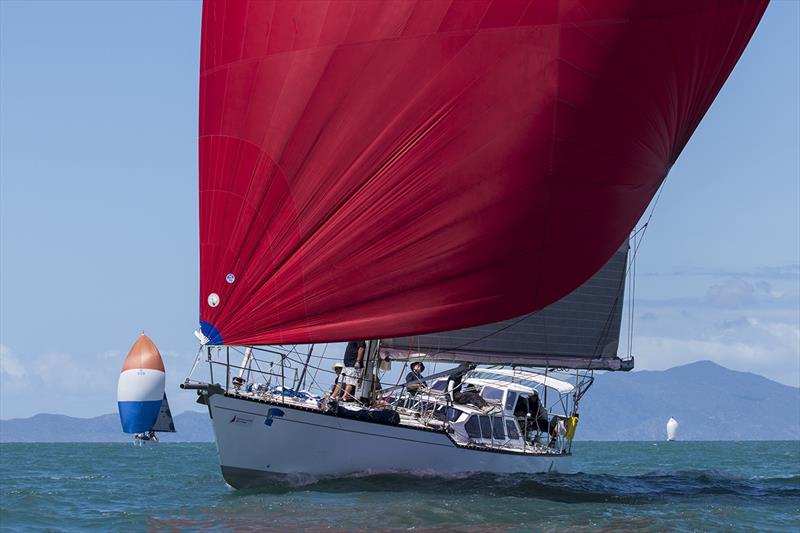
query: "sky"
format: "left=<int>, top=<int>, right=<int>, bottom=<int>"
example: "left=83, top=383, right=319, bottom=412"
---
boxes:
left=1, top=1, right=798, bottom=420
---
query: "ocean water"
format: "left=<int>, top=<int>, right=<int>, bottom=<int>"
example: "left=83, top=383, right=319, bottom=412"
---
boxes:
left=1, top=441, right=798, bottom=532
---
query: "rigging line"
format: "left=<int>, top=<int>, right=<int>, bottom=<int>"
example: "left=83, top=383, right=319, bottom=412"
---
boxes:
left=231, top=344, right=342, bottom=382
left=628, top=231, right=638, bottom=358
left=185, top=345, right=206, bottom=382
left=631, top=236, right=638, bottom=358
left=309, top=343, right=329, bottom=391
left=230, top=344, right=333, bottom=400
left=274, top=350, right=371, bottom=407
left=623, top=176, right=670, bottom=358
left=248, top=344, right=349, bottom=363
left=386, top=361, right=409, bottom=407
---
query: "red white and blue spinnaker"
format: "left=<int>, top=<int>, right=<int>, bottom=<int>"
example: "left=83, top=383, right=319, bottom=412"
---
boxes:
left=117, top=334, right=175, bottom=435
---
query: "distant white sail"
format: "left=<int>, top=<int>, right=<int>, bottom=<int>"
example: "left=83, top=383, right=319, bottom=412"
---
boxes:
left=666, top=417, right=679, bottom=441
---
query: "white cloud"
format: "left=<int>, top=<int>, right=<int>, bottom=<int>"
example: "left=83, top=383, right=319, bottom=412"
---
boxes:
left=748, top=318, right=800, bottom=347
left=628, top=270, right=800, bottom=387
left=632, top=315, right=800, bottom=387
left=0, top=344, right=27, bottom=383
left=96, top=349, right=122, bottom=360
left=33, top=351, right=113, bottom=395
left=641, top=264, right=800, bottom=281
left=703, top=278, right=797, bottom=308
left=0, top=344, right=206, bottom=419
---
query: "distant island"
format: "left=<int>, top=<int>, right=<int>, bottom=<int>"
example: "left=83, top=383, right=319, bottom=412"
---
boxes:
left=1, top=361, right=798, bottom=442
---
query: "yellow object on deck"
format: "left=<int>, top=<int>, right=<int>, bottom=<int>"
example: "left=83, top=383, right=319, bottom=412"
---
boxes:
left=565, top=416, right=579, bottom=440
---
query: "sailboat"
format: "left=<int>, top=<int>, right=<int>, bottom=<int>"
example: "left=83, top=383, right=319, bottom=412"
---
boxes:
left=667, top=417, right=679, bottom=441
left=117, top=334, right=176, bottom=444
left=183, top=0, right=767, bottom=487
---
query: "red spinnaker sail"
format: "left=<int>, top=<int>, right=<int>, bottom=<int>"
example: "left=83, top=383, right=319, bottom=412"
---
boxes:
left=199, top=0, right=767, bottom=346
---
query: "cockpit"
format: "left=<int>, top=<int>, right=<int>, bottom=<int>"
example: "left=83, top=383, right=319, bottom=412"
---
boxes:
left=414, top=368, right=576, bottom=453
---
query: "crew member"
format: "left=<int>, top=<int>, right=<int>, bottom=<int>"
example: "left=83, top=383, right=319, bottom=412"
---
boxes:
left=529, top=390, right=559, bottom=446
left=405, top=361, right=427, bottom=394
left=448, top=367, right=488, bottom=408
left=330, top=361, right=344, bottom=398
left=341, top=341, right=365, bottom=401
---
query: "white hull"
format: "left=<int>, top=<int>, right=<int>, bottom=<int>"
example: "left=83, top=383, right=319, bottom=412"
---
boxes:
left=207, top=393, right=571, bottom=488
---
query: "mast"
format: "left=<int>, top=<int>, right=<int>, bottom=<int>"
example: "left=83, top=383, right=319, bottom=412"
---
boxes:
left=296, top=344, right=314, bottom=390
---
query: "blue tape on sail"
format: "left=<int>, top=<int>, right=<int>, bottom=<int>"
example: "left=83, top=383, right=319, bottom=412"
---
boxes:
left=200, top=321, right=224, bottom=345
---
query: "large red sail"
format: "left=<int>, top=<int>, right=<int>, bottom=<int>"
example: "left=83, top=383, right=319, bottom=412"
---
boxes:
left=199, top=0, right=767, bottom=346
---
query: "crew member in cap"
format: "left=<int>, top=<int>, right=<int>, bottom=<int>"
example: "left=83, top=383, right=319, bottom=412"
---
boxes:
left=330, top=361, right=344, bottom=398
left=405, top=361, right=427, bottom=394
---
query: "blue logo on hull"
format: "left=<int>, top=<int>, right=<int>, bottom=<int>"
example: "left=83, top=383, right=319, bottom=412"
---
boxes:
left=264, top=408, right=284, bottom=427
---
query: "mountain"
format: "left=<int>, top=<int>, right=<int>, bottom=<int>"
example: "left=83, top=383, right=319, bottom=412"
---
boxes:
left=1, top=361, right=798, bottom=441
left=579, top=360, right=800, bottom=440
left=0, top=411, right=213, bottom=443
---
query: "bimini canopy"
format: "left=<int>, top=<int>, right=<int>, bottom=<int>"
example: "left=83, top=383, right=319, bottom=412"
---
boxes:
left=466, top=368, right=575, bottom=395
left=198, top=0, right=767, bottom=347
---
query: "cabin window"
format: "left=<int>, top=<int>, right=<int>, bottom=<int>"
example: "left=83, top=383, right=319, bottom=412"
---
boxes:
left=446, top=407, right=462, bottom=422
left=481, top=386, right=503, bottom=401
left=465, top=415, right=482, bottom=439
left=492, top=416, right=505, bottom=439
left=506, top=419, right=520, bottom=439
left=479, top=416, right=492, bottom=439
left=504, top=391, right=517, bottom=411
left=430, top=379, right=448, bottom=392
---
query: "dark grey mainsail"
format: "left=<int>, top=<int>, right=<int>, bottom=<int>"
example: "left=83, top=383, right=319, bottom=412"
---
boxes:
left=150, top=394, right=176, bottom=432
left=380, top=244, right=632, bottom=370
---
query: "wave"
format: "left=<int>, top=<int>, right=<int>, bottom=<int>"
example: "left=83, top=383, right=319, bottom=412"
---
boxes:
left=234, top=469, right=800, bottom=503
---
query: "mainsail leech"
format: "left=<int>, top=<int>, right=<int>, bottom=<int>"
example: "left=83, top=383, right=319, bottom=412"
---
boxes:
left=381, top=243, right=630, bottom=369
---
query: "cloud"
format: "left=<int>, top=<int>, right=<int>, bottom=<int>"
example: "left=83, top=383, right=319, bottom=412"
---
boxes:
left=705, top=278, right=769, bottom=307
left=631, top=311, right=800, bottom=387
left=627, top=269, right=800, bottom=387
left=97, top=349, right=122, bottom=360
left=0, top=344, right=27, bottom=383
left=0, top=343, right=206, bottom=419
left=641, top=264, right=800, bottom=280
left=33, top=351, right=113, bottom=395
left=638, top=277, right=798, bottom=311
left=634, top=328, right=799, bottom=385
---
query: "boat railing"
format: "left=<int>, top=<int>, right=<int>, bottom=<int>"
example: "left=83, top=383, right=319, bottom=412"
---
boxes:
left=198, top=346, right=305, bottom=400
left=191, top=346, right=575, bottom=455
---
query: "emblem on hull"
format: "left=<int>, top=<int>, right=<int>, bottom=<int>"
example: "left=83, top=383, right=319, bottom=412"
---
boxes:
left=264, top=408, right=285, bottom=427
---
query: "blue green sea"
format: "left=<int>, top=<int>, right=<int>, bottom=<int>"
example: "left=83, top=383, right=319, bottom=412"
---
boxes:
left=1, top=441, right=798, bottom=532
